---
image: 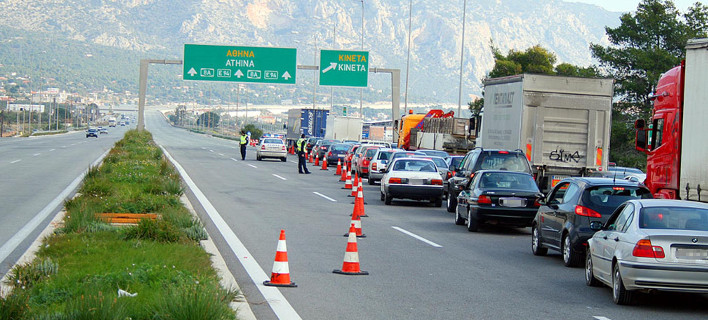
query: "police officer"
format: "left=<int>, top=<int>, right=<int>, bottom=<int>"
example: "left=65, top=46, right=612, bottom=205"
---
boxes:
left=239, top=131, right=248, bottom=160
left=296, top=134, right=311, bottom=174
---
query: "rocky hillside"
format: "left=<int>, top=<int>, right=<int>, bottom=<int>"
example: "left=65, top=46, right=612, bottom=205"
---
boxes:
left=0, top=0, right=619, bottom=103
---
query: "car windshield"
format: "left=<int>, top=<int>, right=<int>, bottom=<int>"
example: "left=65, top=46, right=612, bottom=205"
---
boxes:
left=477, top=172, right=539, bottom=191
left=583, top=186, right=652, bottom=215
left=263, top=138, right=282, bottom=144
left=478, top=153, right=529, bottom=172
left=331, top=144, right=350, bottom=151
left=639, top=206, right=708, bottom=230
left=391, top=159, right=437, bottom=172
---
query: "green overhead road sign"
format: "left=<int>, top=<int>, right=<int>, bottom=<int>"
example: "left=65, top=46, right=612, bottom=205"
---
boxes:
left=183, top=44, right=297, bottom=84
left=319, top=50, right=369, bottom=87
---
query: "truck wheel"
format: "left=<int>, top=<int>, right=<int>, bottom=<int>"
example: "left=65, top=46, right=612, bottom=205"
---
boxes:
left=446, top=191, right=457, bottom=213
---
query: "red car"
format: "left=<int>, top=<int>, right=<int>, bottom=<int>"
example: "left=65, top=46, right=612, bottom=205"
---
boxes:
left=353, top=146, right=382, bottom=178
left=344, top=144, right=361, bottom=169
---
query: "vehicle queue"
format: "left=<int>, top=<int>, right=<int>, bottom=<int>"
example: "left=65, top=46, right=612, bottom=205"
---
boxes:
left=256, top=134, right=708, bottom=306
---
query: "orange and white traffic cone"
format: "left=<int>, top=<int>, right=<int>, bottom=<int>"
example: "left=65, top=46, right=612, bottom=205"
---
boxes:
left=357, top=187, right=368, bottom=217
left=333, top=224, right=369, bottom=275
left=314, top=154, right=320, bottom=167
left=349, top=173, right=359, bottom=197
left=344, top=210, right=365, bottom=237
left=340, top=163, right=347, bottom=181
left=321, top=156, right=328, bottom=170
left=335, top=159, right=342, bottom=175
left=308, top=152, right=313, bottom=163
left=263, top=230, right=297, bottom=287
left=342, top=169, right=352, bottom=189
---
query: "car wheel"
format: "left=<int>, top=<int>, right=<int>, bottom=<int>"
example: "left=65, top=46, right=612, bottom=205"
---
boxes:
left=562, top=234, right=583, bottom=267
left=281, top=157, right=287, bottom=162
left=446, top=191, right=457, bottom=213
left=368, top=177, right=375, bottom=185
left=612, top=263, right=634, bottom=305
left=466, top=207, right=478, bottom=232
left=531, top=225, right=548, bottom=256
left=384, top=193, right=392, bottom=205
left=434, top=197, right=443, bottom=207
left=454, top=205, right=465, bottom=225
left=257, top=155, right=262, bottom=161
left=380, top=192, right=385, bottom=201
left=585, top=250, right=601, bottom=287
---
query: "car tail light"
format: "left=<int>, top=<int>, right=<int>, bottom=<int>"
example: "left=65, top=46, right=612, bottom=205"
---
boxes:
left=632, top=239, right=665, bottom=259
left=469, top=172, right=475, bottom=179
left=574, top=205, right=601, bottom=218
left=261, top=145, right=266, bottom=150
left=321, top=146, right=327, bottom=150
left=498, top=151, right=509, bottom=154
left=372, top=163, right=377, bottom=171
left=447, top=171, right=453, bottom=179
left=431, top=179, right=443, bottom=185
left=363, top=159, right=370, bottom=166
left=389, top=177, right=403, bottom=184
left=328, top=151, right=332, bottom=157
left=478, top=195, right=492, bottom=204
left=533, top=199, right=542, bottom=207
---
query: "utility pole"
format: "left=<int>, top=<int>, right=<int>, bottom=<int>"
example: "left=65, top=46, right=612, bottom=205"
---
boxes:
left=457, top=0, right=468, bottom=115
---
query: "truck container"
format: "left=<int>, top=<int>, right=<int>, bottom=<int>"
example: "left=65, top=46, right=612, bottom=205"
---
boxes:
left=480, top=74, right=613, bottom=191
left=635, top=38, right=708, bottom=202
left=324, top=116, right=363, bottom=141
left=286, top=108, right=328, bottom=146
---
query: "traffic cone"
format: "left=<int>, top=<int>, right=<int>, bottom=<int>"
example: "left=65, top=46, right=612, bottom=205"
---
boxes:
left=357, top=187, right=368, bottom=217
left=263, top=230, right=297, bottom=287
left=344, top=210, right=365, bottom=237
left=333, top=224, right=369, bottom=275
left=335, top=159, right=342, bottom=175
left=349, top=173, right=359, bottom=197
left=321, top=156, right=328, bottom=170
left=308, top=152, right=313, bottom=163
left=314, top=154, right=320, bottom=166
left=339, top=163, right=347, bottom=181
left=342, top=169, right=352, bottom=189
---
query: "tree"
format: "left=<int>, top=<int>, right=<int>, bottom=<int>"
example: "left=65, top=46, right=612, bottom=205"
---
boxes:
left=197, top=111, right=220, bottom=128
left=241, top=123, right=263, bottom=140
left=590, top=0, right=708, bottom=167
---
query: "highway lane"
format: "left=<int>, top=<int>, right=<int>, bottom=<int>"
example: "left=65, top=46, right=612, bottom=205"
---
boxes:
left=0, top=124, right=134, bottom=276
left=146, top=109, right=707, bottom=320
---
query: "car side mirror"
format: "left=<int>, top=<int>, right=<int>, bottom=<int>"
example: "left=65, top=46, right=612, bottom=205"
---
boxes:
left=537, top=199, right=546, bottom=206
left=589, top=221, right=603, bottom=231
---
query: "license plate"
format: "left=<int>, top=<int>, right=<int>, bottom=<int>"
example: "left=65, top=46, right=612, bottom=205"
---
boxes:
left=338, top=154, right=345, bottom=157
left=410, top=179, right=424, bottom=185
left=551, top=175, right=570, bottom=188
left=500, top=197, right=525, bottom=207
left=676, top=248, right=708, bottom=260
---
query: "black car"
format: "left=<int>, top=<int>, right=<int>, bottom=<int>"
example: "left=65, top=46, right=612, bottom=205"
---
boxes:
left=531, top=177, right=652, bottom=267
left=443, top=156, right=465, bottom=199
left=326, top=143, right=353, bottom=165
left=455, top=170, right=543, bottom=232
left=446, top=148, right=533, bottom=213
left=305, top=137, right=321, bottom=153
left=313, top=139, right=340, bottom=159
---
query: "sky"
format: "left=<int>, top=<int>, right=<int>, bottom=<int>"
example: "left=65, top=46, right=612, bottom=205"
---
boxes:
left=569, top=0, right=697, bottom=12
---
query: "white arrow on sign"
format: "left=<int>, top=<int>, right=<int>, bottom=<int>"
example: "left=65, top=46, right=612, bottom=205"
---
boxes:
left=187, top=68, right=197, bottom=77
left=322, top=62, right=337, bottom=74
left=282, top=71, right=291, bottom=80
left=235, top=70, right=244, bottom=78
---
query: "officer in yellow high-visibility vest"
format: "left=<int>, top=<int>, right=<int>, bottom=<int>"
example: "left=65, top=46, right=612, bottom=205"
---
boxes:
left=296, top=134, right=311, bottom=174
left=239, top=131, right=249, bottom=160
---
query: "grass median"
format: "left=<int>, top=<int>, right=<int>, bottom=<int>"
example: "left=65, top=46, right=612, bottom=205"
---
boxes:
left=0, top=129, right=239, bottom=320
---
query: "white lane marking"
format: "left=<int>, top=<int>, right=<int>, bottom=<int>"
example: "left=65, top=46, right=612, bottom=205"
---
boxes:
left=391, top=226, right=443, bottom=248
left=313, top=192, right=337, bottom=202
left=230, top=158, right=238, bottom=162
left=247, top=163, right=257, bottom=169
left=49, top=149, right=55, bottom=152
left=209, top=149, right=214, bottom=153
left=33, top=153, right=41, bottom=157
left=161, top=147, right=301, bottom=320
left=289, top=160, right=298, bottom=164
left=10, top=159, right=21, bottom=164
left=0, top=149, right=110, bottom=268
left=218, top=153, right=225, bottom=157
left=61, top=145, right=67, bottom=148
left=272, top=174, right=287, bottom=181
left=593, top=317, right=612, bottom=320
left=201, top=147, right=207, bottom=150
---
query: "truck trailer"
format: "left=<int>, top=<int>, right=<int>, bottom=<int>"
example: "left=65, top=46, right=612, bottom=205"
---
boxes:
left=286, top=108, right=328, bottom=146
left=635, top=38, right=708, bottom=202
left=480, top=74, right=613, bottom=191
left=324, top=116, right=363, bottom=141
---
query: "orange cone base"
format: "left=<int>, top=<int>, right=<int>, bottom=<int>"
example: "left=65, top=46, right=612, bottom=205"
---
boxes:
left=263, top=280, right=297, bottom=287
left=343, top=233, right=366, bottom=238
left=333, top=269, right=369, bottom=275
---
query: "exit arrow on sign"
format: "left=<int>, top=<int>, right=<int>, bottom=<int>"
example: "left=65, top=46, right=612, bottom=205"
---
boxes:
left=322, top=62, right=337, bottom=74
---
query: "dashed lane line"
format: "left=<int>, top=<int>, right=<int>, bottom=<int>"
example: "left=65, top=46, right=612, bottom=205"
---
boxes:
left=593, top=317, right=612, bottom=320
left=160, top=146, right=302, bottom=320
left=289, top=160, right=298, bottom=164
left=391, top=226, right=443, bottom=248
left=230, top=158, right=238, bottom=162
left=49, top=149, right=55, bottom=152
left=313, top=192, right=337, bottom=202
left=10, top=159, right=21, bottom=164
left=272, top=174, right=287, bottom=181
left=33, top=153, right=41, bottom=157
left=247, top=163, right=257, bottom=169
left=218, top=153, right=225, bottom=157
left=209, top=149, right=214, bottom=153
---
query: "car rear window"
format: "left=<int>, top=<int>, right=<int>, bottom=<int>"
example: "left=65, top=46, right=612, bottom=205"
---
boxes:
left=331, top=144, right=350, bottom=151
left=365, top=148, right=379, bottom=157
left=429, top=158, right=447, bottom=168
left=478, top=172, right=539, bottom=191
left=477, top=153, right=530, bottom=173
left=582, top=186, right=652, bottom=215
left=391, top=159, right=437, bottom=172
left=263, top=139, right=282, bottom=144
left=449, top=157, right=464, bottom=169
left=377, top=151, right=394, bottom=160
left=639, top=207, right=708, bottom=230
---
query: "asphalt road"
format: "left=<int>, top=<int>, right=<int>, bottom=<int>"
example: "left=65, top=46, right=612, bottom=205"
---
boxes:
left=146, top=109, right=707, bottom=320
left=0, top=123, right=134, bottom=277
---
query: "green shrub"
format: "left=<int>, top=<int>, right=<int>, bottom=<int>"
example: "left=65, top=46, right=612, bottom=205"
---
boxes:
left=5, top=258, right=59, bottom=290
left=0, top=291, right=30, bottom=319
left=122, top=219, right=183, bottom=243
left=149, top=283, right=238, bottom=320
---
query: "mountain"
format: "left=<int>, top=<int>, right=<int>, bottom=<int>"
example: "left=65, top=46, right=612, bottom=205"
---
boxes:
left=0, top=0, right=619, bottom=105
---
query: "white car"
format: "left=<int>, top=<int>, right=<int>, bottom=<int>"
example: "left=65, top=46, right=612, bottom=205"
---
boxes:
left=367, top=148, right=401, bottom=185
left=380, top=158, right=444, bottom=207
left=586, top=199, right=708, bottom=305
left=256, top=138, right=287, bottom=162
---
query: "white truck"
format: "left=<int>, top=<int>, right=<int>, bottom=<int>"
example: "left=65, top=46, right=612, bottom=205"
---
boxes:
left=325, top=116, right=363, bottom=141
left=108, top=117, right=117, bottom=127
left=480, top=74, right=613, bottom=191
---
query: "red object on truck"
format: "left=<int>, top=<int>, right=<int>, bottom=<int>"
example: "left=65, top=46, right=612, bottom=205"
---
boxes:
left=635, top=38, right=708, bottom=202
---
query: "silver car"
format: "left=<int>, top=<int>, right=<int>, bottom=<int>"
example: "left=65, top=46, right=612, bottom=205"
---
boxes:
left=367, top=148, right=401, bottom=185
left=380, top=158, right=444, bottom=207
left=585, top=199, right=708, bottom=305
left=256, top=138, right=287, bottom=162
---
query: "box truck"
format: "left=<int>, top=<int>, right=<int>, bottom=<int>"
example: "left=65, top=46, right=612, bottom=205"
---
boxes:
left=286, top=108, right=328, bottom=146
left=481, top=74, right=613, bottom=191
left=324, top=116, right=363, bottom=141
left=635, top=38, right=708, bottom=202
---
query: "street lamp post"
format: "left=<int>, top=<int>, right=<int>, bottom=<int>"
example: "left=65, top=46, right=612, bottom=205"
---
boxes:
left=404, top=0, right=413, bottom=115
left=457, top=0, right=468, bottom=115
left=357, top=0, right=364, bottom=118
